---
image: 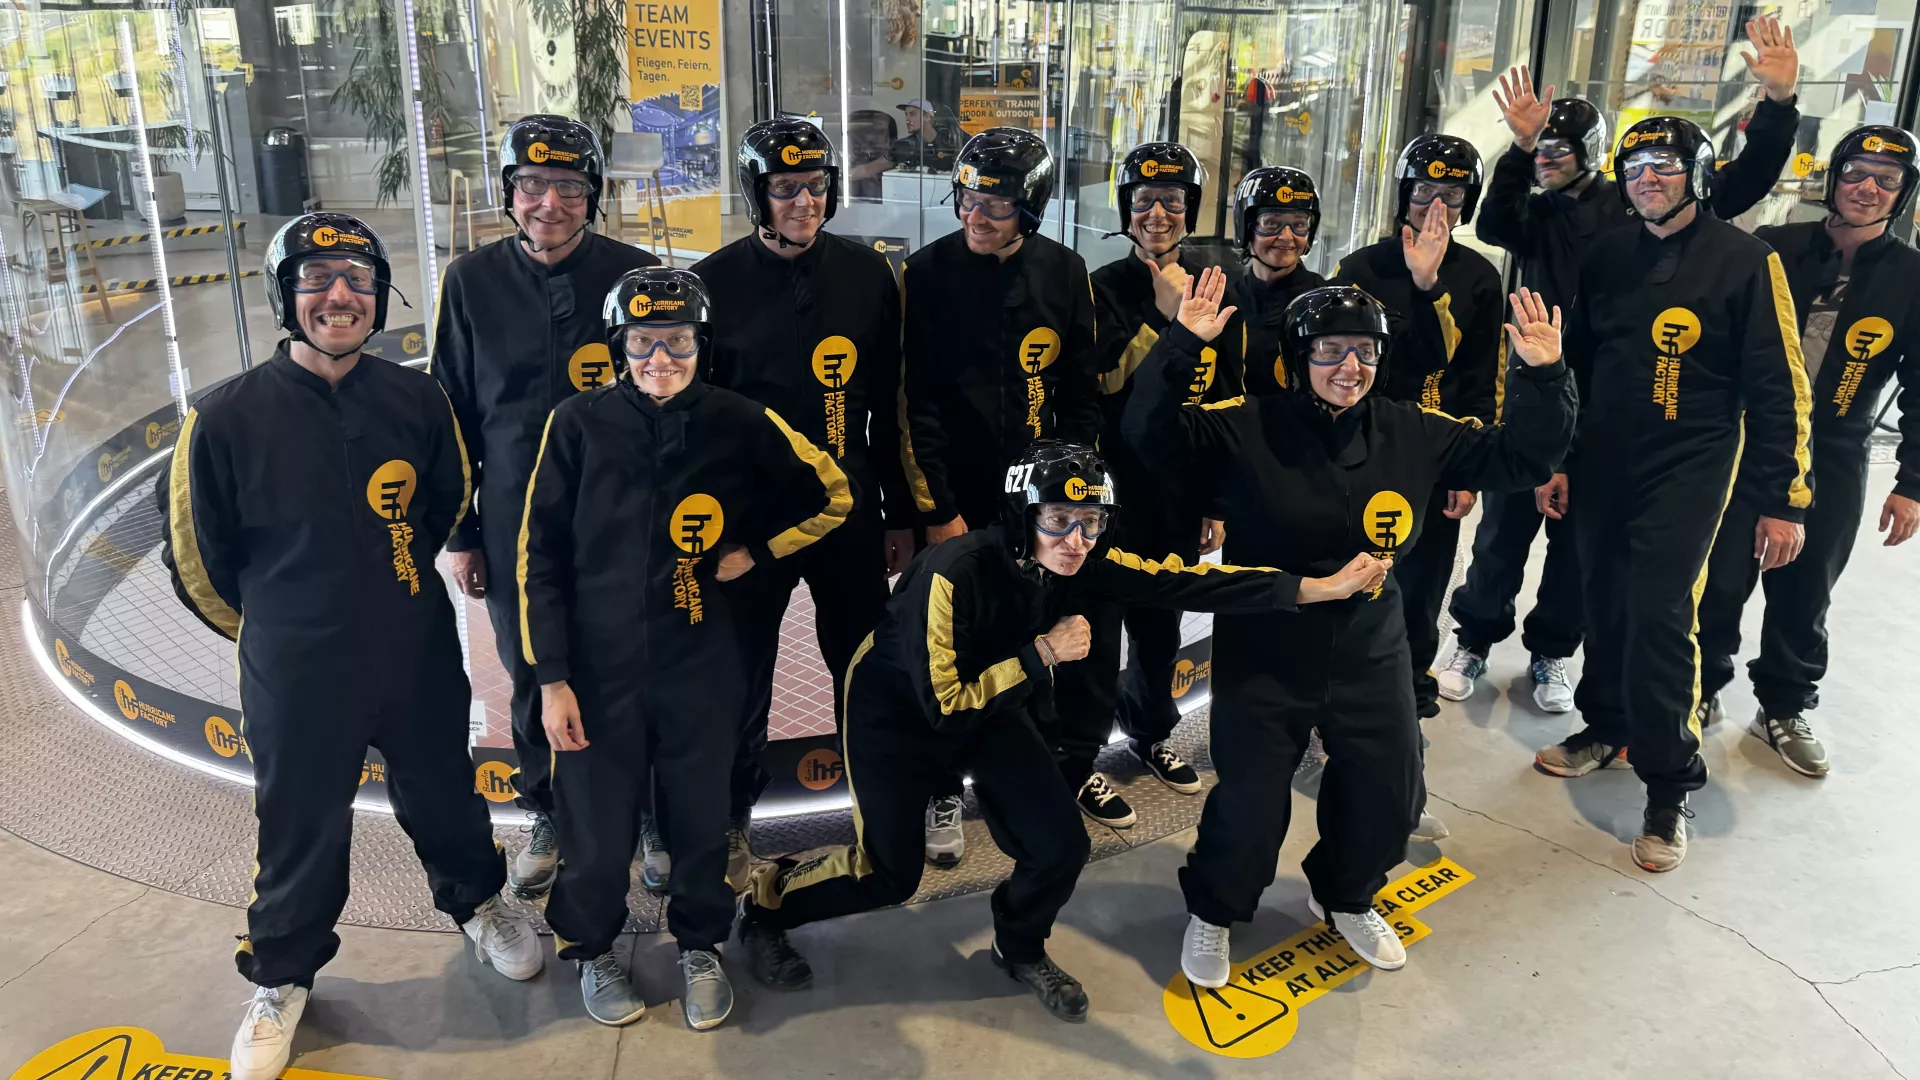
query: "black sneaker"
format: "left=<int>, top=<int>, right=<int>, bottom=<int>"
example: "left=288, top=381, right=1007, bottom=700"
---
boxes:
left=1075, top=773, right=1136, bottom=828
left=1130, top=740, right=1202, bottom=795
left=990, top=943, right=1089, bottom=1023
left=737, top=900, right=813, bottom=991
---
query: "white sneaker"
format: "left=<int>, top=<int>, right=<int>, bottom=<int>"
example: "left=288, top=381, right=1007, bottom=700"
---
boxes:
left=1410, top=810, right=1450, bottom=842
left=1434, top=645, right=1488, bottom=702
left=924, top=795, right=965, bottom=867
left=1308, top=897, right=1406, bottom=970
left=229, top=983, right=308, bottom=1080
left=1180, top=914, right=1231, bottom=988
left=462, top=894, right=543, bottom=981
left=1530, top=656, right=1574, bottom=713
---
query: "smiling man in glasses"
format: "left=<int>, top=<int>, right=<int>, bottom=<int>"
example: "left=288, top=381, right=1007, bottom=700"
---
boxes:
left=1693, top=124, right=1920, bottom=779
left=1536, top=116, right=1812, bottom=873
left=431, top=115, right=659, bottom=898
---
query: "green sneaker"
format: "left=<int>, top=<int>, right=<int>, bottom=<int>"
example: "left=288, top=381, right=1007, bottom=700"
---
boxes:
left=1750, top=710, right=1829, bottom=777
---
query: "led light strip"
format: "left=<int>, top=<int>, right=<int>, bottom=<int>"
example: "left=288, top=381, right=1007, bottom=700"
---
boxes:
left=400, top=0, right=440, bottom=294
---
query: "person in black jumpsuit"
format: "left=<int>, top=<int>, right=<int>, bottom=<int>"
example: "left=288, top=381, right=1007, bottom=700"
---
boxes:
left=1124, top=274, right=1574, bottom=986
left=694, top=119, right=914, bottom=886
left=1696, top=124, right=1920, bottom=777
left=1085, top=140, right=1247, bottom=811
left=1446, top=44, right=1801, bottom=710
left=1535, top=116, right=1812, bottom=874
left=431, top=115, right=659, bottom=896
left=518, top=267, right=852, bottom=1030
left=733, top=440, right=1388, bottom=1022
left=1331, top=135, right=1504, bottom=723
left=898, top=128, right=1101, bottom=860
left=164, top=215, right=542, bottom=1080
left=1233, top=166, right=1328, bottom=397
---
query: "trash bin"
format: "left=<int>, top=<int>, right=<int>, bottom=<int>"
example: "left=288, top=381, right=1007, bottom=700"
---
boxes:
left=256, top=127, right=310, bottom=215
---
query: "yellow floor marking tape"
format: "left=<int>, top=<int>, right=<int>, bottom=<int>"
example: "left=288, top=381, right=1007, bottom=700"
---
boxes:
left=12, top=1027, right=388, bottom=1080
left=1163, top=857, right=1476, bottom=1058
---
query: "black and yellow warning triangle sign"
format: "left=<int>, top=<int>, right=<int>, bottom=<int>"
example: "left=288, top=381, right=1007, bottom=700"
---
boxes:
left=1163, top=857, right=1475, bottom=1058
left=11, top=1027, right=387, bottom=1080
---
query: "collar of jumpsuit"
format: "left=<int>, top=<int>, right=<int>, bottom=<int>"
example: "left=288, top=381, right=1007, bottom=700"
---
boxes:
left=272, top=345, right=370, bottom=395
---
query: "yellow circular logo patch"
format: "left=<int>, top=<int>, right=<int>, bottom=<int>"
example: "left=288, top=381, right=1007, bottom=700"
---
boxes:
left=1426, top=159, right=1448, bottom=179
left=1190, top=347, right=1218, bottom=396
left=1650, top=307, right=1702, bottom=355
left=811, top=336, right=858, bottom=388
left=1141, top=159, right=1161, bottom=178
left=1863, top=135, right=1886, bottom=153
left=1019, top=327, right=1062, bottom=374
left=1171, top=658, right=1197, bottom=699
left=366, top=460, right=418, bottom=521
left=1363, top=490, right=1414, bottom=551
left=568, top=342, right=616, bottom=391
left=402, top=331, right=425, bottom=354
left=114, top=680, right=138, bottom=720
left=670, top=493, right=725, bottom=554
left=527, top=141, right=552, bottom=163
left=781, top=145, right=803, bottom=165
left=312, top=225, right=339, bottom=246
left=475, top=761, right=518, bottom=802
left=1845, top=316, right=1894, bottom=359
left=1064, top=476, right=1089, bottom=501
left=629, top=293, right=653, bottom=318
left=798, top=748, right=845, bottom=790
left=205, top=716, right=241, bottom=758
left=1793, top=152, right=1815, bottom=178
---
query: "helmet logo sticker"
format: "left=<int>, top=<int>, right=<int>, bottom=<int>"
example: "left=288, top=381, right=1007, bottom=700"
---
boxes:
left=1834, top=316, right=1894, bottom=416
left=1861, top=135, right=1909, bottom=154
left=568, top=343, right=615, bottom=391
left=812, top=335, right=858, bottom=458
left=780, top=144, right=827, bottom=166
left=310, top=226, right=372, bottom=249
left=526, top=141, right=580, bottom=165
left=956, top=163, right=978, bottom=186
left=1063, top=476, right=1112, bottom=502
left=368, top=460, right=422, bottom=596
left=1651, top=307, right=1700, bottom=420
left=1141, top=159, right=1180, bottom=178
left=1426, top=160, right=1448, bottom=179
left=629, top=293, right=652, bottom=317
left=1275, top=186, right=1299, bottom=203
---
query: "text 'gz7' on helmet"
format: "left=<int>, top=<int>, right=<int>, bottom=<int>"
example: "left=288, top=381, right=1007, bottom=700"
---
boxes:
left=953, top=127, right=1055, bottom=236
left=500, top=114, right=607, bottom=223
left=1543, top=98, right=1609, bottom=174
left=1116, top=141, right=1203, bottom=235
left=603, top=267, right=714, bottom=367
left=264, top=213, right=393, bottom=350
left=1234, top=166, right=1320, bottom=253
left=1000, top=440, right=1118, bottom=562
left=1279, top=286, right=1392, bottom=400
left=737, top=117, right=840, bottom=232
left=1825, top=123, right=1919, bottom=225
left=1613, top=116, right=1714, bottom=224
left=1395, top=134, right=1484, bottom=226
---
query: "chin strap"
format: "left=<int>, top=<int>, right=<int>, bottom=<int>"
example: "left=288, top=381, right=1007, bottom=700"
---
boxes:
left=1249, top=250, right=1301, bottom=275
left=508, top=208, right=593, bottom=254
left=1640, top=190, right=1697, bottom=227
left=1825, top=210, right=1896, bottom=230
left=760, top=225, right=815, bottom=250
left=289, top=284, right=412, bottom=361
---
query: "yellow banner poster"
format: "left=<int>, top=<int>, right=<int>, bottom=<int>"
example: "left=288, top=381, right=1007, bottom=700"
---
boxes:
left=627, top=0, right=725, bottom=256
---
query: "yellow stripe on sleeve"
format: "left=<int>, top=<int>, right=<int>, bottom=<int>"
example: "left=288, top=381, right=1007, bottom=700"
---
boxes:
left=516, top=412, right=557, bottom=667
left=167, top=408, right=242, bottom=638
left=1433, top=292, right=1462, bottom=362
left=764, top=407, right=854, bottom=558
left=435, top=381, right=473, bottom=543
left=1765, top=252, right=1814, bottom=510
left=926, top=573, right=1028, bottom=715
left=1101, top=324, right=1159, bottom=394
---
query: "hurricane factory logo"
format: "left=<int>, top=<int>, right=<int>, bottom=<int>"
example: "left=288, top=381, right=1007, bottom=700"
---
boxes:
left=812, top=336, right=858, bottom=458
left=113, top=679, right=176, bottom=728
left=1275, top=186, right=1301, bottom=203
left=1140, top=159, right=1179, bottom=178
left=798, top=748, right=844, bottom=790
left=367, top=459, right=422, bottom=595
left=1187, top=347, right=1218, bottom=403
left=1426, top=159, right=1449, bottom=179
left=1793, top=152, right=1815, bottom=178
left=526, top=140, right=580, bottom=165
left=54, top=638, right=95, bottom=686
left=780, top=144, right=827, bottom=166
left=956, top=163, right=980, bottom=187
left=1363, top=490, right=1413, bottom=552
left=144, top=418, right=179, bottom=450
left=475, top=760, right=517, bottom=802
left=402, top=331, right=425, bottom=355
left=205, top=715, right=244, bottom=758
left=360, top=760, right=386, bottom=786
left=670, top=493, right=724, bottom=624
left=97, top=446, right=130, bottom=482
left=569, top=342, right=615, bottom=391
left=1862, top=134, right=1909, bottom=154
left=1650, top=307, right=1700, bottom=421
left=1170, top=657, right=1212, bottom=699
left=312, top=225, right=339, bottom=246
left=629, top=293, right=653, bottom=317
left=1833, top=316, right=1894, bottom=416
left=1019, top=326, right=1062, bottom=437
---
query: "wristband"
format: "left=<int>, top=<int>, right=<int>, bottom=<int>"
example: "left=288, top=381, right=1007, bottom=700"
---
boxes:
left=1036, top=637, right=1057, bottom=667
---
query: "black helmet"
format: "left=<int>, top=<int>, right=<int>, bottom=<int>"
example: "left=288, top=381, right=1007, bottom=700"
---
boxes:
left=500, top=114, right=606, bottom=220
left=1824, top=124, right=1919, bottom=224
left=1395, top=134, right=1484, bottom=226
left=952, top=127, right=1055, bottom=235
left=603, top=267, right=713, bottom=353
left=1613, top=116, right=1714, bottom=223
left=1116, top=141, right=1204, bottom=235
left=999, top=440, right=1119, bottom=561
left=1233, top=166, right=1320, bottom=252
left=263, top=212, right=393, bottom=348
left=1542, top=98, right=1609, bottom=173
left=1279, top=286, right=1392, bottom=399
left=737, top=117, right=840, bottom=232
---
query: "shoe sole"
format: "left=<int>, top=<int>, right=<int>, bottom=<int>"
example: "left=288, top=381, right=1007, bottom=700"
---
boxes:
left=1078, top=803, right=1137, bottom=829
left=1747, top=719, right=1830, bottom=778
left=925, top=847, right=963, bottom=867
left=1181, top=959, right=1229, bottom=989
left=1533, top=749, right=1632, bottom=777
left=1436, top=682, right=1474, bottom=703
left=509, top=867, right=557, bottom=899
left=587, top=1003, right=646, bottom=1027
left=1306, top=898, right=1406, bottom=971
left=683, top=1003, right=731, bottom=1031
left=1634, top=850, right=1685, bottom=873
left=1532, top=691, right=1574, bottom=714
left=1128, top=746, right=1205, bottom=795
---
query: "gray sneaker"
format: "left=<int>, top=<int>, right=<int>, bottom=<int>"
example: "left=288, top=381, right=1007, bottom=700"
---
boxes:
left=925, top=795, right=965, bottom=866
left=640, top=814, right=672, bottom=895
left=510, top=812, right=559, bottom=897
left=1633, top=802, right=1692, bottom=873
left=1530, top=656, right=1575, bottom=713
left=1180, top=914, right=1230, bottom=988
left=1410, top=810, right=1450, bottom=842
left=1695, top=694, right=1724, bottom=730
left=1750, top=709, right=1829, bottom=777
left=725, top=817, right=752, bottom=892
left=578, top=952, right=645, bottom=1027
left=678, top=949, right=734, bottom=1031
left=1534, top=731, right=1631, bottom=777
left=1435, top=645, right=1488, bottom=702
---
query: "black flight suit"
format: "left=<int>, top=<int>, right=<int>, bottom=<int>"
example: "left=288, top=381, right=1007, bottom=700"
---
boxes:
left=898, top=229, right=1104, bottom=786
left=746, top=526, right=1305, bottom=963
left=1086, top=251, right=1247, bottom=764
left=1698, top=222, right=1920, bottom=716
left=1450, top=97, right=1799, bottom=663
left=1332, top=238, right=1504, bottom=714
left=1124, top=321, right=1574, bottom=923
left=1563, top=212, right=1812, bottom=806
left=1235, top=263, right=1328, bottom=397
left=518, top=379, right=851, bottom=958
left=694, top=231, right=909, bottom=819
left=431, top=231, right=658, bottom=814
left=163, top=349, right=504, bottom=989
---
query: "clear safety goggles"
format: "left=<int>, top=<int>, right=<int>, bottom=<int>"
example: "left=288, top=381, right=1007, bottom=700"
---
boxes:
left=1409, top=181, right=1469, bottom=207
left=290, top=255, right=378, bottom=295
left=1309, top=339, right=1381, bottom=367
left=510, top=173, right=592, bottom=200
left=1838, top=158, right=1907, bottom=192
left=768, top=175, right=831, bottom=200
left=1620, top=151, right=1688, bottom=179
left=1534, top=139, right=1577, bottom=161
left=1253, top=211, right=1314, bottom=237
left=1034, top=504, right=1111, bottom=540
left=1128, top=186, right=1189, bottom=214
left=623, top=323, right=699, bottom=360
left=959, top=190, right=1022, bottom=221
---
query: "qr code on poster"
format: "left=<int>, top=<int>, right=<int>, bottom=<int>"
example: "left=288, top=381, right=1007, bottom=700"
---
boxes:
left=680, top=84, right=705, bottom=111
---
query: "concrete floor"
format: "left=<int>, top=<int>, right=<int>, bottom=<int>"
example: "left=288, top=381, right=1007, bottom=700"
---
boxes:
left=4, top=467, right=1919, bottom=1079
